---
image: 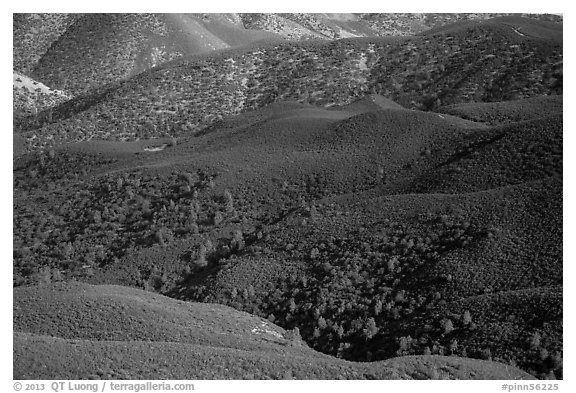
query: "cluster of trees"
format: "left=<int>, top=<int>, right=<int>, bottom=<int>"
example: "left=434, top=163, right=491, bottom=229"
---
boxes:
left=13, top=152, right=245, bottom=286
left=184, top=211, right=492, bottom=361
left=14, top=150, right=117, bottom=192
left=177, top=202, right=561, bottom=379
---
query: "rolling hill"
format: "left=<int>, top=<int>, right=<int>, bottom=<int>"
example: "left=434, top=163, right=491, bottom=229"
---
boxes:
left=438, top=95, right=562, bottom=125
left=13, top=93, right=562, bottom=379
left=15, top=16, right=562, bottom=153
left=13, top=13, right=562, bottom=128
left=13, top=13, right=563, bottom=381
left=21, top=13, right=282, bottom=97
left=13, top=282, right=535, bottom=380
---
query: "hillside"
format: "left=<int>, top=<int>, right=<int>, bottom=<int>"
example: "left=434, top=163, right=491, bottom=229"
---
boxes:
left=438, top=95, right=562, bottom=125
left=22, top=14, right=282, bottom=97
left=15, top=13, right=562, bottom=78
left=13, top=13, right=562, bottom=381
left=16, top=16, right=562, bottom=152
left=13, top=13, right=79, bottom=74
left=13, top=282, right=535, bottom=380
left=13, top=71, right=71, bottom=117
left=13, top=92, right=562, bottom=379
left=13, top=13, right=561, bottom=126
left=363, top=13, right=561, bottom=37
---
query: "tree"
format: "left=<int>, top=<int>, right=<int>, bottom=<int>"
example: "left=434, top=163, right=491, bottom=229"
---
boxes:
left=397, top=335, right=411, bottom=354
left=480, top=348, right=492, bottom=360
left=442, top=318, right=454, bottom=335
left=449, top=339, right=458, bottom=354
left=318, top=316, right=327, bottom=330
left=387, top=256, right=398, bottom=272
left=34, top=266, right=52, bottom=285
left=363, top=317, right=378, bottom=340
left=283, top=327, right=303, bottom=347
left=529, top=332, right=542, bottom=350
left=313, top=327, right=321, bottom=339
left=374, top=299, right=383, bottom=316
left=204, top=239, right=214, bottom=252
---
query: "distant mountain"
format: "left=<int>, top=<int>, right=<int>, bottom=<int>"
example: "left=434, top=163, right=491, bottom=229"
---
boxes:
left=15, top=14, right=282, bottom=97
left=16, top=16, right=562, bottom=152
left=13, top=13, right=562, bottom=97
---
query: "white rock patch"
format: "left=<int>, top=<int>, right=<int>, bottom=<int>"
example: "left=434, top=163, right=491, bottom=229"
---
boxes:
left=251, top=321, right=283, bottom=339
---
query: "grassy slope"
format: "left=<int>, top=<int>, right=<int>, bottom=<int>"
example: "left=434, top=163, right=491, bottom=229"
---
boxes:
left=14, top=282, right=286, bottom=351
left=14, top=333, right=535, bottom=380
left=13, top=283, right=534, bottom=380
